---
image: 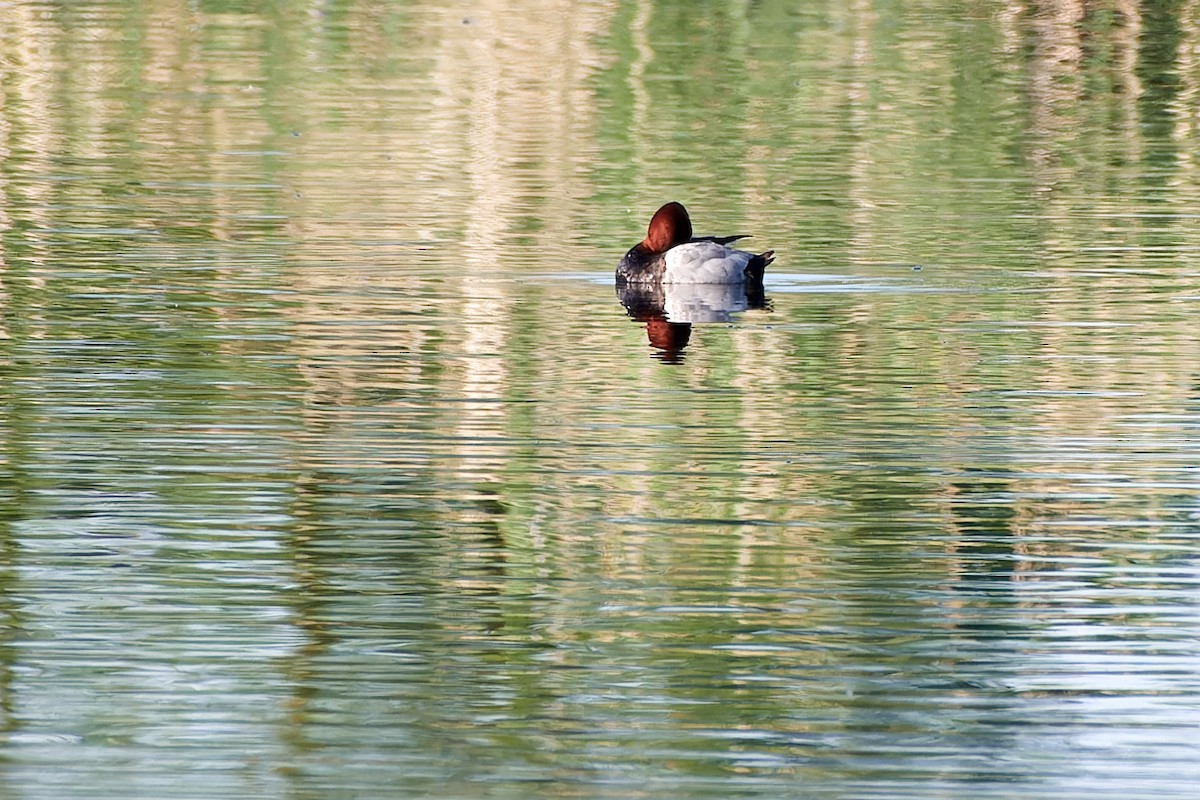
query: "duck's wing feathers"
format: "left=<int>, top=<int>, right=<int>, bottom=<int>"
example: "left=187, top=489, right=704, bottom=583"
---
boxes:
left=692, top=234, right=749, bottom=246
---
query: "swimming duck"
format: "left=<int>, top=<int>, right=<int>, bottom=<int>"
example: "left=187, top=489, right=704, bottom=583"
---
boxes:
left=616, top=202, right=774, bottom=285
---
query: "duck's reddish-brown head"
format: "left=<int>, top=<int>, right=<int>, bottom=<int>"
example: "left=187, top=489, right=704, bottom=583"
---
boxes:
left=642, top=202, right=693, bottom=253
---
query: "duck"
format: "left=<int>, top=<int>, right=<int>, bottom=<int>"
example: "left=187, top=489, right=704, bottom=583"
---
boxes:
left=616, top=202, right=774, bottom=286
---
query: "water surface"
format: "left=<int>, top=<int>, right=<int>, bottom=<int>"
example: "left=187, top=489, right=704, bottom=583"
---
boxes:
left=1, top=1, right=1199, bottom=798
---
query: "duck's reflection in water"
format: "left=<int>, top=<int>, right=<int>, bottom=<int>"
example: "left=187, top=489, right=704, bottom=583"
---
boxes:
left=616, top=281, right=769, bottom=363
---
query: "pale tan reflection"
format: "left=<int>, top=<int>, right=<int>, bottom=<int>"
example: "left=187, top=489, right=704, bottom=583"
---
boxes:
left=137, top=2, right=207, bottom=164
left=1028, top=0, right=1196, bottom=409
left=281, top=1, right=615, bottom=418
left=1175, top=0, right=1200, bottom=170
left=0, top=3, right=64, bottom=297
left=0, top=1, right=291, bottom=256
left=628, top=0, right=653, bottom=165
left=1028, top=0, right=1085, bottom=190
left=425, top=2, right=613, bottom=486
left=844, top=0, right=879, bottom=262
left=1001, top=1, right=1198, bottom=576
left=156, top=3, right=267, bottom=239
left=1023, top=0, right=1142, bottom=189
left=1008, top=0, right=1195, bottom=569
left=1115, top=0, right=1144, bottom=144
left=0, top=66, right=7, bottom=344
left=444, top=1, right=614, bottom=259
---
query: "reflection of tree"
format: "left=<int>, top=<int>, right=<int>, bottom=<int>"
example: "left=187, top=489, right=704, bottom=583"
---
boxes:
left=1027, top=0, right=1085, bottom=187
left=1138, top=0, right=1185, bottom=164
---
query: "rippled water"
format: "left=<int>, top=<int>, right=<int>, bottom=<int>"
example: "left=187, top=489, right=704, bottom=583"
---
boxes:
left=2, top=1, right=1200, bottom=798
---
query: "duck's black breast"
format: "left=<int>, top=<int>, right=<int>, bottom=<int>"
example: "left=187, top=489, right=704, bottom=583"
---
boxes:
left=616, top=244, right=665, bottom=284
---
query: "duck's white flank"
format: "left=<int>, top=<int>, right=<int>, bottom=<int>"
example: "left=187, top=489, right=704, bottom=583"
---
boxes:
left=662, top=241, right=754, bottom=284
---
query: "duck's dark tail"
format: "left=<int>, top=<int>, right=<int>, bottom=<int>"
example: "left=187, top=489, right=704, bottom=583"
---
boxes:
left=745, top=250, right=774, bottom=283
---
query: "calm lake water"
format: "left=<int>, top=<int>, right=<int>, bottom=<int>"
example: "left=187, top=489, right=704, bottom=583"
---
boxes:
left=2, top=1, right=1200, bottom=797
